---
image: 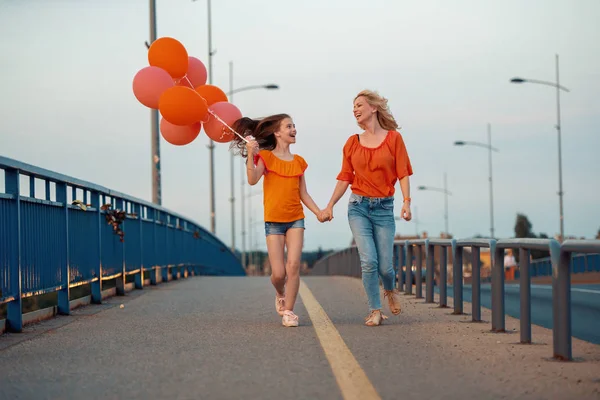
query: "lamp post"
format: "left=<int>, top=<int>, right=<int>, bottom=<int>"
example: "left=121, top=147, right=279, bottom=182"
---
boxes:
left=454, top=123, right=499, bottom=238
left=227, top=61, right=279, bottom=258
left=147, top=0, right=161, bottom=205
left=418, top=173, right=452, bottom=236
left=510, top=54, right=570, bottom=240
left=192, top=0, right=216, bottom=233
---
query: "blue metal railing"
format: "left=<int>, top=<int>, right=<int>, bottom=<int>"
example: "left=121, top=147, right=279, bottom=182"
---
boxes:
left=514, top=253, right=600, bottom=279
left=311, top=238, right=600, bottom=361
left=0, top=156, right=245, bottom=333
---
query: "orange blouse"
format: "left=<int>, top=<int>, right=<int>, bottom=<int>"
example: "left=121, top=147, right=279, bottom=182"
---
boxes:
left=336, top=130, right=413, bottom=198
left=254, top=150, right=308, bottom=223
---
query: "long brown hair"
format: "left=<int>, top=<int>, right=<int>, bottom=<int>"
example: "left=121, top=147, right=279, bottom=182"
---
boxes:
left=229, top=114, right=291, bottom=157
left=354, top=90, right=399, bottom=131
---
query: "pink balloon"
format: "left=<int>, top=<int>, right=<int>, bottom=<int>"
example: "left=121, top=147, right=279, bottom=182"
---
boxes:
left=160, top=118, right=201, bottom=146
left=133, top=66, right=174, bottom=109
left=204, top=102, right=243, bottom=143
left=177, top=57, right=207, bottom=89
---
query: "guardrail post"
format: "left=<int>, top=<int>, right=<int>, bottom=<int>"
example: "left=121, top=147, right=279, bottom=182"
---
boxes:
left=397, top=244, right=405, bottom=291
left=404, top=241, right=413, bottom=295
left=551, top=240, right=572, bottom=360
left=167, top=217, right=177, bottom=281
left=519, top=248, right=531, bottom=344
left=149, top=208, right=159, bottom=285
left=425, top=240, right=434, bottom=303
left=439, top=245, right=448, bottom=308
left=56, top=182, right=70, bottom=315
left=29, top=175, right=35, bottom=198
left=471, top=246, right=481, bottom=322
left=135, top=203, right=144, bottom=290
left=160, top=212, right=169, bottom=283
left=91, top=191, right=102, bottom=303
left=194, top=226, right=201, bottom=276
left=116, top=198, right=126, bottom=295
left=491, top=240, right=505, bottom=332
left=5, top=169, right=23, bottom=332
left=451, top=239, right=463, bottom=315
left=415, top=244, right=423, bottom=299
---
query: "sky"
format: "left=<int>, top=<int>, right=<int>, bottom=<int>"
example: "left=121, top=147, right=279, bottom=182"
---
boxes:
left=1, top=0, right=599, bottom=252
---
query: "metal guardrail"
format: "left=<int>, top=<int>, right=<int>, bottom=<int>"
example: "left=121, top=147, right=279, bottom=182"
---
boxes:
left=0, top=156, right=245, bottom=333
left=517, top=253, right=600, bottom=279
left=311, top=237, right=600, bottom=361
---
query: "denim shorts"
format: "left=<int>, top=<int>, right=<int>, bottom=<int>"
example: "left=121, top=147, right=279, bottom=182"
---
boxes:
left=264, top=219, right=305, bottom=236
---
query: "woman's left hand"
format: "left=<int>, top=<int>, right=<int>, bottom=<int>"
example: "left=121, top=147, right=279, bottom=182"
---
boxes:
left=400, top=202, right=412, bottom=221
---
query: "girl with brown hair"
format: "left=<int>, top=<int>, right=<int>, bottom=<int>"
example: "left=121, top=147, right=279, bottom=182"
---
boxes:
left=231, top=114, right=323, bottom=327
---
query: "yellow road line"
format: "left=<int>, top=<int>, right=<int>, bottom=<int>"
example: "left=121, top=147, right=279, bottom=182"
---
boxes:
left=299, top=280, right=381, bottom=400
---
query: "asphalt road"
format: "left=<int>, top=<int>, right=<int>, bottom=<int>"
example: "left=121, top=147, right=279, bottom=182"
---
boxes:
left=1, top=277, right=599, bottom=400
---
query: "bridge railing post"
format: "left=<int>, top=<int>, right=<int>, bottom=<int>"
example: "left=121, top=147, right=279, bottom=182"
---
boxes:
left=519, top=248, right=531, bottom=344
left=396, top=243, right=405, bottom=292
left=425, top=240, right=434, bottom=303
left=148, top=208, right=159, bottom=285
left=490, top=240, right=505, bottom=332
left=160, top=212, right=169, bottom=283
left=5, top=168, right=23, bottom=332
left=551, top=241, right=571, bottom=360
left=404, top=241, right=412, bottom=295
left=135, top=202, right=144, bottom=290
left=115, top=197, right=126, bottom=296
left=439, top=244, right=448, bottom=308
left=56, top=182, right=70, bottom=315
left=415, top=243, right=423, bottom=299
left=91, top=191, right=102, bottom=303
left=471, top=246, right=481, bottom=322
left=451, top=239, right=463, bottom=315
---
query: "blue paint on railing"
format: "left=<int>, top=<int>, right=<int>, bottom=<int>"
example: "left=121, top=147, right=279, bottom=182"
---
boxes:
left=0, top=155, right=245, bottom=332
left=515, top=253, right=599, bottom=279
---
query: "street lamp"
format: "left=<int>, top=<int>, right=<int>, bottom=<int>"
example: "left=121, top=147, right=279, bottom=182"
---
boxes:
left=418, top=173, right=452, bottom=236
left=228, top=61, right=279, bottom=256
left=454, top=123, right=499, bottom=238
left=510, top=54, right=570, bottom=240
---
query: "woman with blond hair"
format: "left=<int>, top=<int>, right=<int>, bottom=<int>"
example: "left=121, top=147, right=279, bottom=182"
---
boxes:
left=321, top=90, right=414, bottom=326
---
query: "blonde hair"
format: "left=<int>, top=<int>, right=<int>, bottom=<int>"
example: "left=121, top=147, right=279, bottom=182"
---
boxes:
left=354, top=90, right=399, bottom=131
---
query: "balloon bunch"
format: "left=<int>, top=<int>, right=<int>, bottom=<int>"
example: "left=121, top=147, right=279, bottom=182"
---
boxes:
left=132, top=37, right=245, bottom=146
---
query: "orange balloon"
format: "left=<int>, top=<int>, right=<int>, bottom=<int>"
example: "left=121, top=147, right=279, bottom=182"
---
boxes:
left=148, top=37, right=188, bottom=79
left=195, top=85, right=228, bottom=106
left=159, top=86, right=208, bottom=126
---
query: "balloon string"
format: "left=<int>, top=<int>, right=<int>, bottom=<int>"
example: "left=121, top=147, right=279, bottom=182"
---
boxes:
left=183, top=75, right=194, bottom=89
left=207, top=109, right=249, bottom=143
left=183, top=75, right=249, bottom=144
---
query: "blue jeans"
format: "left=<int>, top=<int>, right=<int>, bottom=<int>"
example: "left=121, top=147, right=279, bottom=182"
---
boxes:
left=348, top=193, right=396, bottom=311
left=264, top=219, right=305, bottom=236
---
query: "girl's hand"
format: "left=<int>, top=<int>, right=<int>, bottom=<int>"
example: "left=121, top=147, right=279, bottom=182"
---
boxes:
left=246, top=139, right=259, bottom=158
left=319, top=207, right=333, bottom=222
left=400, top=202, right=412, bottom=221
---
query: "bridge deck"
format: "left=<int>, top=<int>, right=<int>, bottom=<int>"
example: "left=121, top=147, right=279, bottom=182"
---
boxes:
left=1, top=276, right=599, bottom=399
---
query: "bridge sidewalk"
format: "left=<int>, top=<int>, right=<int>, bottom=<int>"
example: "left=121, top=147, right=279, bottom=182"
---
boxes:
left=0, top=276, right=599, bottom=399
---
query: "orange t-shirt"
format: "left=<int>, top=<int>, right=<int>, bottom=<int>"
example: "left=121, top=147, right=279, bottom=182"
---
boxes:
left=336, top=130, right=413, bottom=197
left=254, top=150, right=308, bottom=223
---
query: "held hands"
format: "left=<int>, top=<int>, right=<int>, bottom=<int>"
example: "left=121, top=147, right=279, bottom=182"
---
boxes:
left=317, top=207, right=333, bottom=223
